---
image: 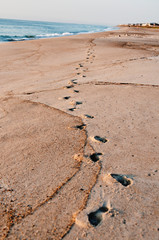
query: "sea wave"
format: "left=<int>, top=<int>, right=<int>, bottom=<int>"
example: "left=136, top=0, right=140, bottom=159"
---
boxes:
left=0, top=34, right=37, bottom=42
left=0, top=32, right=75, bottom=42
left=24, top=35, right=36, bottom=39
left=0, top=19, right=117, bottom=42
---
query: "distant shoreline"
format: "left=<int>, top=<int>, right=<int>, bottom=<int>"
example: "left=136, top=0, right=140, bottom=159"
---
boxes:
left=119, top=22, right=159, bottom=29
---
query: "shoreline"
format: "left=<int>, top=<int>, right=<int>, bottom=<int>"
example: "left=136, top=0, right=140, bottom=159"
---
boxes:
left=0, top=27, right=119, bottom=44
left=0, top=27, right=159, bottom=239
left=0, top=18, right=118, bottom=43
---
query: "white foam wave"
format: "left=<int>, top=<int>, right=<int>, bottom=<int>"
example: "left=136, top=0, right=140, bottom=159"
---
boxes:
left=37, top=32, right=73, bottom=38
left=62, top=32, right=73, bottom=36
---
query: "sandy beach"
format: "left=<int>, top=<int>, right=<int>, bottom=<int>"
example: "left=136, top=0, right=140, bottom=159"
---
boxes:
left=0, top=27, right=159, bottom=239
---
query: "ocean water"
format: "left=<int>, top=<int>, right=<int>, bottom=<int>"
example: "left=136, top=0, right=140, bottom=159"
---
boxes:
left=0, top=18, right=116, bottom=42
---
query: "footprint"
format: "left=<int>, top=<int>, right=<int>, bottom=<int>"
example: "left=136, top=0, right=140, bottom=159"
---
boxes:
left=77, top=73, right=81, bottom=75
left=64, top=85, right=74, bottom=89
left=70, top=79, right=78, bottom=84
left=69, top=100, right=82, bottom=106
left=69, top=101, right=82, bottom=107
left=90, top=153, right=102, bottom=162
left=88, top=206, right=109, bottom=227
left=82, top=114, right=94, bottom=119
left=68, top=107, right=76, bottom=112
left=73, top=90, right=79, bottom=93
left=68, top=80, right=77, bottom=85
left=24, top=92, right=35, bottom=95
left=90, top=136, right=108, bottom=143
left=111, top=174, right=132, bottom=187
left=79, top=64, right=83, bottom=67
left=76, top=101, right=82, bottom=105
left=74, top=124, right=86, bottom=130
left=63, top=96, right=71, bottom=100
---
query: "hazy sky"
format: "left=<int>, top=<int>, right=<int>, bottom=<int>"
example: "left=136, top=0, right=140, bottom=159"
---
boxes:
left=0, top=0, right=159, bottom=25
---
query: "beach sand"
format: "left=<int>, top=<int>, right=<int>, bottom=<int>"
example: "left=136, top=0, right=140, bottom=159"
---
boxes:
left=0, top=27, right=159, bottom=239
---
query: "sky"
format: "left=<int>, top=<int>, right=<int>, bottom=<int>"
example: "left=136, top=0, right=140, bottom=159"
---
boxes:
left=0, top=0, right=159, bottom=25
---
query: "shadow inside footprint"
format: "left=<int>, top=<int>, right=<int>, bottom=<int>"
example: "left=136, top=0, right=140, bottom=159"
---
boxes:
left=111, top=174, right=132, bottom=187
left=76, top=101, right=82, bottom=105
left=65, top=85, right=74, bottom=89
left=25, top=92, right=35, bottom=95
left=90, top=153, right=102, bottom=162
left=74, top=90, right=79, bottom=93
left=84, top=114, right=94, bottom=119
left=63, top=96, right=71, bottom=100
left=68, top=108, right=76, bottom=112
left=88, top=206, right=108, bottom=227
left=94, top=136, right=107, bottom=143
left=71, top=79, right=78, bottom=84
left=74, top=124, right=86, bottom=130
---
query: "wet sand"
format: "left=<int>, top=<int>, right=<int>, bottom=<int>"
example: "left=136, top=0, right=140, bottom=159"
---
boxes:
left=0, top=27, right=159, bottom=239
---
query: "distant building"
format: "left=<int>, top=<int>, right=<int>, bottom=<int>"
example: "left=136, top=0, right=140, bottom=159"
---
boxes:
left=127, top=22, right=159, bottom=27
left=149, top=23, right=159, bottom=26
left=120, top=22, right=159, bottom=28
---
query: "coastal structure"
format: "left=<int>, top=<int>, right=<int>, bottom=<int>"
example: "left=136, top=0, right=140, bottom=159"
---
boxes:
left=126, top=22, right=159, bottom=27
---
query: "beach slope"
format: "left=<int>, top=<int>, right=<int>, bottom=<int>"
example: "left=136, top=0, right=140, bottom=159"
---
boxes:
left=0, top=27, right=159, bottom=239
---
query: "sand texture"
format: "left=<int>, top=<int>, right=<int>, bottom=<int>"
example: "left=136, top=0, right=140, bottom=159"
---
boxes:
left=0, top=27, right=159, bottom=239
